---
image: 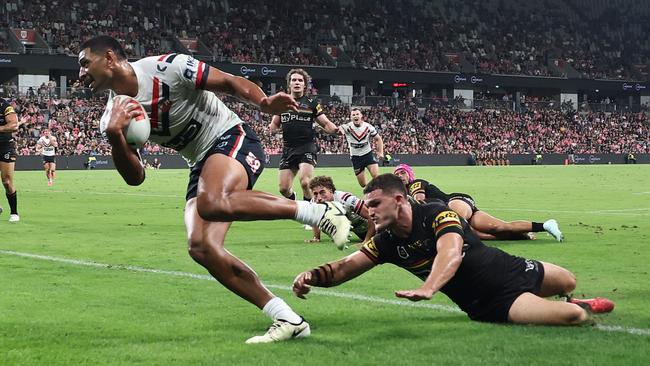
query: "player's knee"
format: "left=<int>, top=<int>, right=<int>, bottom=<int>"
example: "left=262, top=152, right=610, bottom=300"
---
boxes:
left=187, top=237, right=208, bottom=264
left=196, top=193, right=237, bottom=221
left=565, top=305, right=589, bottom=324
left=561, top=271, right=577, bottom=293
left=1, top=178, right=11, bottom=190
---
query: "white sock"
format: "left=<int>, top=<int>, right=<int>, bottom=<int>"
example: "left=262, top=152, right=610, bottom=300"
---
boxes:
left=262, top=297, right=302, bottom=323
left=295, top=201, right=326, bottom=227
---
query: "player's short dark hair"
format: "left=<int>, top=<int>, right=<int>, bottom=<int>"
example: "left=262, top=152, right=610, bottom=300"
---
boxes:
left=351, top=107, right=362, bottom=113
left=363, top=173, right=408, bottom=197
left=309, top=176, right=336, bottom=192
left=286, top=68, right=311, bottom=91
left=80, top=35, right=127, bottom=60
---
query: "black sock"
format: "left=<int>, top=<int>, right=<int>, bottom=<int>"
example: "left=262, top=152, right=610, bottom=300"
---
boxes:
left=303, top=196, right=312, bottom=202
left=532, top=222, right=544, bottom=232
left=288, top=191, right=296, bottom=201
left=7, top=190, right=17, bottom=215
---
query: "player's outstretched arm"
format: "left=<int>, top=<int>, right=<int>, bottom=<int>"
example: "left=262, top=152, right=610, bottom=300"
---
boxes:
left=293, top=251, right=376, bottom=299
left=315, top=114, right=339, bottom=134
left=104, top=97, right=145, bottom=186
left=203, top=68, right=298, bottom=115
left=395, top=233, right=463, bottom=301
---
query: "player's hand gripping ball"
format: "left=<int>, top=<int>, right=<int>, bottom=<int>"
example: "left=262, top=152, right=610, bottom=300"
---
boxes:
left=113, top=95, right=150, bottom=148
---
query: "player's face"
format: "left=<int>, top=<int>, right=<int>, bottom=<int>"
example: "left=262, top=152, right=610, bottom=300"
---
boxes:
left=78, top=48, right=110, bottom=92
left=42, top=129, right=50, bottom=137
left=311, top=186, right=334, bottom=203
left=394, top=169, right=410, bottom=185
left=351, top=110, right=363, bottom=125
left=364, top=189, right=399, bottom=231
left=289, top=73, right=306, bottom=94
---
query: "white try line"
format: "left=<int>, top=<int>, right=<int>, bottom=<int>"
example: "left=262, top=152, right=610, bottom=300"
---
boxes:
left=482, top=207, right=650, bottom=216
left=1, top=249, right=649, bottom=337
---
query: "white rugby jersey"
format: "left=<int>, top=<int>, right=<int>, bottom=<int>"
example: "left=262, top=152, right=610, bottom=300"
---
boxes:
left=341, top=121, right=378, bottom=156
left=100, top=53, right=243, bottom=166
left=37, top=136, right=56, bottom=156
left=333, top=190, right=367, bottom=230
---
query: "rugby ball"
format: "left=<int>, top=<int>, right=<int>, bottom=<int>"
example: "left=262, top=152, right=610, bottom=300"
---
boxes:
left=113, top=95, right=150, bottom=148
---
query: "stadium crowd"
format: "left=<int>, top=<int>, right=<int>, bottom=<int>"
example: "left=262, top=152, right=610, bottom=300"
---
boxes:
left=1, top=0, right=649, bottom=80
left=8, top=93, right=649, bottom=158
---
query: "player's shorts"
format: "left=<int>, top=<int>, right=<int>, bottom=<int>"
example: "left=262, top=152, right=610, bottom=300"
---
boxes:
left=351, top=152, right=378, bottom=175
left=43, top=155, right=56, bottom=164
left=279, top=145, right=317, bottom=170
left=464, top=257, right=545, bottom=323
left=186, top=123, right=265, bottom=201
left=448, top=193, right=479, bottom=214
left=0, top=141, right=17, bottom=163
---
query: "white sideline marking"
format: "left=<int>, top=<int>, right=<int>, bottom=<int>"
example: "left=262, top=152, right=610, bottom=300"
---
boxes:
left=2, top=249, right=649, bottom=337
left=20, top=189, right=650, bottom=216
left=483, top=207, right=650, bottom=216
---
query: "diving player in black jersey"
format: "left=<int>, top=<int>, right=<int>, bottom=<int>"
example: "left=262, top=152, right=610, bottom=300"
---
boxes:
left=0, top=98, right=19, bottom=222
left=269, top=69, right=339, bottom=204
left=393, top=164, right=564, bottom=242
left=293, top=174, right=614, bottom=326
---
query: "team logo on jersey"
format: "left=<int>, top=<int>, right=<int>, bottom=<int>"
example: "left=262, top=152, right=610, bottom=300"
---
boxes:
left=524, top=260, right=538, bottom=272
left=397, top=246, right=410, bottom=259
left=245, top=152, right=261, bottom=174
left=434, top=211, right=461, bottom=226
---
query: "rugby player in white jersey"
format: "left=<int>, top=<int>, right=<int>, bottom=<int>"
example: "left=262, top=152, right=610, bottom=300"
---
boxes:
left=306, top=175, right=376, bottom=248
left=36, top=128, right=58, bottom=186
left=339, top=108, right=384, bottom=187
left=77, top=35, right=351, bottom=344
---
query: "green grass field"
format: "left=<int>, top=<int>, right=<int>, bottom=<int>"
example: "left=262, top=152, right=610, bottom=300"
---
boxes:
left=1, top=165, right=649, bottom=365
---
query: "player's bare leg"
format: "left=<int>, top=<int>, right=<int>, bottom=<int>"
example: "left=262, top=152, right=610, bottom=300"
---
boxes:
left=470, top=210, right=534, bottom=235
left=185, top=199, right=273, bottom=307
left=196, top=154, right=351, bottom=246
left=355, top=170, right=367, bottom=188
left=367, top=163, right=380, bottom=179
left=447, top=199, right=473, bottom=220
left=0, top=161, right=18, bottom=222
left=278, top=168, right=298, bottom=199
left=297, top=162, right=314, bottom=200
left=508, top=262, right=588, bottom=325
left=185, top=198, right=310, bottom=343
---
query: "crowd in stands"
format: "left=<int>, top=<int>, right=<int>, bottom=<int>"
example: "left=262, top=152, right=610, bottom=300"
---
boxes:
left=9, top=91, right=648, bottom=160
left=2, top=0, right=649, bottom=80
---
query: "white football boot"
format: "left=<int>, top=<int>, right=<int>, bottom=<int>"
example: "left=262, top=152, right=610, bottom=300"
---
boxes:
left=9, top=214, right=20, bottom=223
left=318, top=202, right=351, bottom=250
left=543, top=219, right=563, bottom=242
left=245, top=317, right=311, bottom=344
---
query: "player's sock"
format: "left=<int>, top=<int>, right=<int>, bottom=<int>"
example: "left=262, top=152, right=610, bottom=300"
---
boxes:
left=262, top=297, right=302, bottom=323
left=6, top=190, right=17, bottom=214
left=295, top=201, right=326, bottom=227
left=532, top=222, right=544, bottom=232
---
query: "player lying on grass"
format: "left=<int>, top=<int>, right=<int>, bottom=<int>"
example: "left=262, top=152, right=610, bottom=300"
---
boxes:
left=306, top=176, right=376, bottom=249
left=393, top=164, right=563, bottom=242
left=293, top=174, right=614, bottom=326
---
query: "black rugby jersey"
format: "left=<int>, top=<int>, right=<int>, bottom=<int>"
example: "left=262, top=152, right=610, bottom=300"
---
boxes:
left=279, top=95, right=324, bottom=149
left=361, top=202, right=510, bottom=311
left=0, top=98, right=16, bottom=144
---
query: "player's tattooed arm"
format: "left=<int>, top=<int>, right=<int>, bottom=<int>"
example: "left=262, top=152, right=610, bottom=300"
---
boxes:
left=293, top=251, right=376, bottom=298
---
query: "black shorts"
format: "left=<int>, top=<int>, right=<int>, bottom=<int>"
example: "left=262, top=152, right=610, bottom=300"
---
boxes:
left=279, top=146, right=317, bottom=170
left=465, top=257, right=545, bottom=323
left=0, top=141, right=17, bottom=163
left=448, top=193, right=479, bottom=214
left=186, top=124, right=265, bottom=201
left=43, top=156, right=56, bottom=164
left=351, top=152, right=378, bottom=175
